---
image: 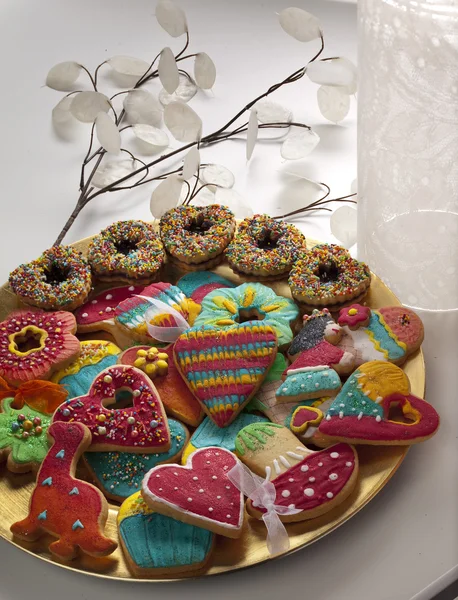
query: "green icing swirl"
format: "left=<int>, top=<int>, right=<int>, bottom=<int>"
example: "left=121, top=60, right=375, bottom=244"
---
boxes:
left=235, top=422, right=282, bottom=455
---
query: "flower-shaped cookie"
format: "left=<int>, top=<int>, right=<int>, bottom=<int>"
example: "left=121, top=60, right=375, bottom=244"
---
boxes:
left=338, top=304, right=371, bottom=329
left=193, top=283, right=298, bottom=347
left=0, top=310, right=80, bottom=386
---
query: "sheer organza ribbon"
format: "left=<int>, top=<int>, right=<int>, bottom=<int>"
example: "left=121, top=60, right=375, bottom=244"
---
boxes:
left=227, top=462, right=301, bottom=556
left=136, top=295, right=190, bottom=343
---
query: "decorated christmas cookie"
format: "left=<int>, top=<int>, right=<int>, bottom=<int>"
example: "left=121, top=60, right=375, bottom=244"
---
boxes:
left=118, top=491, right=215, bottom=577
left=318, top=361, right=440, bottom=445
left=0, top=397, right=52, bottom=473
left=0, top=310, right=80, bottom=386
left=84, top=419, right=189, bottom=502
left=74, top=285, right=145, bottom=345
left=337, top=304, right=424, bottom=366
left=181, top=412, right=269, bottom=464
left=10, top=422, right=117, bottom=560
left=174, top=323, right=278, bottom=427
left=193, top=282, right=298, bottom=348
left=235, top=423, right=358, bottom=522
left=53, top=365, right=171, bottom=453
left=51, top=340, right=121, bottom=399
left=142, top=447, right=244, bottom=538
left=115, top=282, right=200, bottom=344
left=118, top=345, right=204, bottom=427
left=176, top=271, right=235, bottom=304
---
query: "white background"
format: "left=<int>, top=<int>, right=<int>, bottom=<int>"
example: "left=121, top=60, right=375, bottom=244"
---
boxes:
left=0, top=2, right=457, bottom=600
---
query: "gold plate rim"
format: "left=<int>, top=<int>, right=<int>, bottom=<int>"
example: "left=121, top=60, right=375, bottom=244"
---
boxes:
left=0, top=231, right=425, bottom=582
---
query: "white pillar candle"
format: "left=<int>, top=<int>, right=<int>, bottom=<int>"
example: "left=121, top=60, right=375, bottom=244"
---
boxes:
left=358, top=0, right=458, bottom=311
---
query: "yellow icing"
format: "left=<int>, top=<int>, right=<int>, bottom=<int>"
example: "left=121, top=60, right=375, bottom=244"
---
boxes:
left=51, top=341, right=120, bottom=381
left=216, top=319, right=236, bottom=326
left=290, top=405, right=323, bottom=434
left=8, top=326, right=48, bottom=357
left=242, top=286, right=255, bottom=307
left=356, top=361, right=410, bottom=401
left=212, top=296, right=237, bottom=314
left=181, top=442, right=196, bottom=464
left=367, top=310, right=408, bottom=357
left=184, top=298, right=201, bottom=325
left=118, top=491, right=154, bottom=524
left=261, top=303, right=282, bottom=313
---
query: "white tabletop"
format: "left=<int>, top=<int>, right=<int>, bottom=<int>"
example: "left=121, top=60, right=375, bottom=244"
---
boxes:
left=0, top=1, right=456, bottom=599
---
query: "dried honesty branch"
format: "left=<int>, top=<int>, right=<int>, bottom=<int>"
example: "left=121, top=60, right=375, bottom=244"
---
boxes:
left=158, top=47, right=180, bottom=94
left=46, top=61, right=81, bottom=91
left=47, top=0, right=355, bottom=246
left=150, top=175, right=183, bottom=218
left=70, top=91, right=111, bottom=123
left=164, top=101, right=202, bottom=142
left=95, top=112, right=121, bottom=154
left=108, top=56, right=150, bottom=77
left=194, top=53, right=216, bottom=89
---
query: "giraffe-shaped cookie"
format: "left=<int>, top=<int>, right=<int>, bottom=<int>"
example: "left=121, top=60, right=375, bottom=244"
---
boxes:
left=10, top=421, right=117, bottom=560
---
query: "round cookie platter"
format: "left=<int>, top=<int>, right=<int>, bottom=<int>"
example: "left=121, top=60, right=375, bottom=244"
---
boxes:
left=0, top=224, right=426, bottom=581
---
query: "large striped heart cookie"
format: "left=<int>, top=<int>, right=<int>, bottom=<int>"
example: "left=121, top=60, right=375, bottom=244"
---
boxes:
left=174, top=324, right=278, bottom=428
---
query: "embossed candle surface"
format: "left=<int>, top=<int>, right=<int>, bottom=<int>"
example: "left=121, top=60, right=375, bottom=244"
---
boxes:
left=358, top=0, right=458, bottom=311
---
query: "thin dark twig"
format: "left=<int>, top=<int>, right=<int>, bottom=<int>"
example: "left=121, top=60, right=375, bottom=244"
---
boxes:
left=175, top=30, right=190, bottom=60
left=79, top=65, right=97, bottom=91
left=94, top=61, right=107, bottom=87
left=275, top=191, right=356, bottom=220
left=182, top=179, right=191, bottom=203
left=80, top=122, right=96, bottom=190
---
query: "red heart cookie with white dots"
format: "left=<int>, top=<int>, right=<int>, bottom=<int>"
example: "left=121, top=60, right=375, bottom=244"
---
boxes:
left=53, top=365, right=170, bottom=454
left=142, top=447, right=244, bottom=538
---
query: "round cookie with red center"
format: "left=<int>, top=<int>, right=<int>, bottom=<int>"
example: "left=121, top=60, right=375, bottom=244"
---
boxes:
left=0, top=310, right=80, bottom=386
left=88, top=220, right=165, bottom=285
left=225, top=214, right=307, bottom=279
left=159, top=205, right=236, bottom=270
left=9, top=246, right=92, bottom=311
left=288, top=244, right=371, bottom=309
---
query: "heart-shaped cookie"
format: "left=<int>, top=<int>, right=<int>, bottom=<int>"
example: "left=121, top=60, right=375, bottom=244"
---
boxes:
left=142, top=447, right=244, bottom=538
left=53, top=365, right=170, bottom=453
left=174, top=324, right=278, bottom=428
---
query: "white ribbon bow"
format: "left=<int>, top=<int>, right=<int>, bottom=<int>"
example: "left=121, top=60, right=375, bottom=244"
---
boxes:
left=136, top=295, right=190, bottom=343
left=227, top=462, right=301, bottom=556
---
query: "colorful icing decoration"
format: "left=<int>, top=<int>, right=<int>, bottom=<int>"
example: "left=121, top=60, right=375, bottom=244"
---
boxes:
left=118, top=492, right=214, bottom=576
left=337, top=305, right=424, bottom=367
left=174, top=323, right=278, bottom=428
left=225, top=214, right=307, bottom=278
left=85, top=419, right=189, bottom=502
left=235, top=423, right=358, bottom=522
left=131, top=347, right=169, bottom=378
left=159, top=205, right=236, bottom=268
left=290, top=406, right=323, bottom=434
left=318, top=361, right=440, bottom=445
left=276, top=367, right=342, bottom=402
left=74, top=285, right=144, bottom=332
left=181, top=412, right=269, bottom=464
left=0, top=310, right=80, bottom=386
left=87, top=220, right=165, bottom=284
left=0, top=397, right=52, bottom=473
left=115, top=282, right=200, bottom=344
left=53, top=365, right=171, bottom=453
left=142, top=447, right=244, bottom=538
left=288, top=244, right=371, bottom=307
left=176, top=271, right=236, bottom=304
left=338, top=304, right=371, bottom=329
left=193, top=282, right=298, bottom=348
left=118, top=345, right=204, bottom=427
left=8, top=245, right=92, bottom=311
left=10, top=422, right=117, bottom=560
left=51, top=340, right=121, bottom=399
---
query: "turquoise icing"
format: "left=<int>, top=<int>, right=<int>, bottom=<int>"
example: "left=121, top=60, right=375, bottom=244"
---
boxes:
left=119, top=513, right=213, bottom=570
left=177, top=271, right=235, bottom=297
left=276, top=368, right=341, bottom=399
left=367, top=313, right=405, bottom=361
left=59, top=355, right=118, bottom=399
left=325, top=371, right=383, bottom=418
left=84, top=420, right=187, bottom=499
left=193, top=282, right=298, bottom=346
left=117, top=285, right=185, bottom=328
left=191, top=413, right=269, bottom=451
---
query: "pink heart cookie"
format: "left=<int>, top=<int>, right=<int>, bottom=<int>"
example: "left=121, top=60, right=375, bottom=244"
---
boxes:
left=142, top=447, right=244, bottom=538
left=53, top=365, right=170, bottom=454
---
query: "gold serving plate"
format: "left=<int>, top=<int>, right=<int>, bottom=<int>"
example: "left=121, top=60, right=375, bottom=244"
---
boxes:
left=0, top=235, right=425, bottom=581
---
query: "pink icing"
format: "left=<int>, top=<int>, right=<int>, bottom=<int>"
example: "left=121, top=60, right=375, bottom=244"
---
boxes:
left=250, top=443, right=356, bottom=514
left=377, top=307, right=424, bottom=349
left=192, top=283, right=229, bottom=304
left=285, top=340, right=346, bottom=375
left=291, top=407, right=322, bottom=429
left=338, top=304, right=371, bottom=328
left=143, top=447, right=243, bottom=530
left=52, top=365, right=170, bottom=452
left=74, top=286, right=144, bottom=326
